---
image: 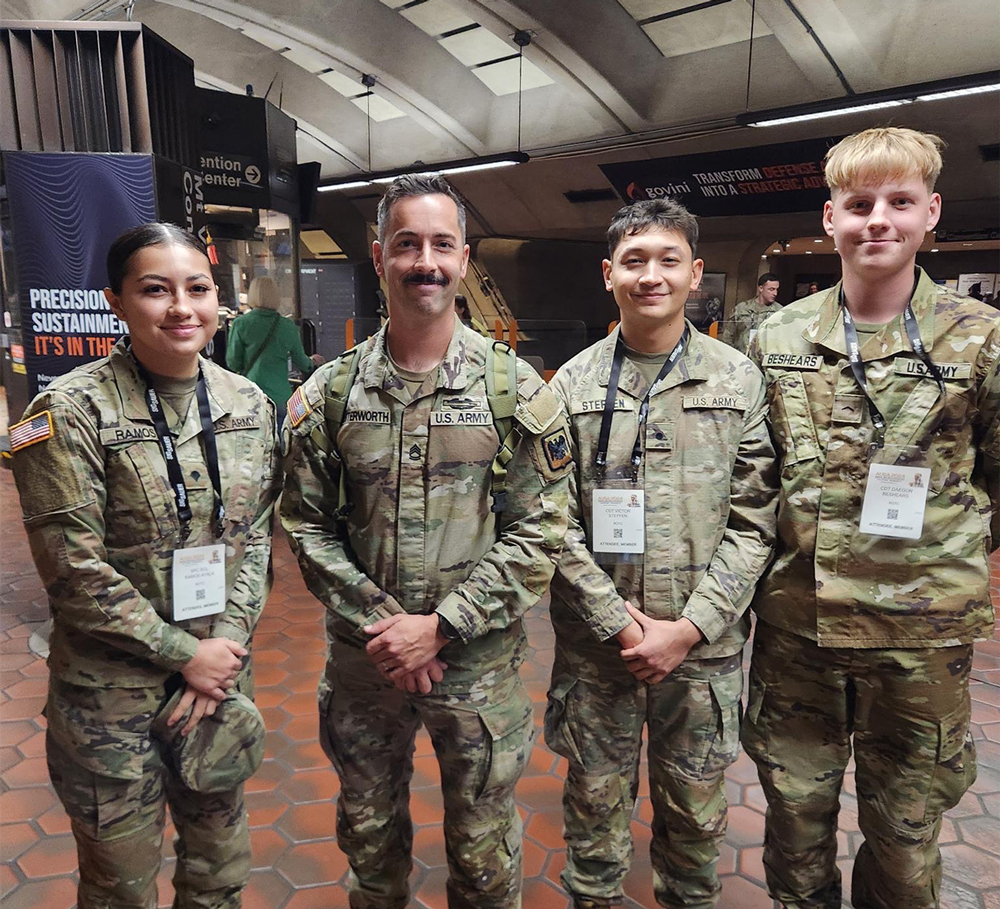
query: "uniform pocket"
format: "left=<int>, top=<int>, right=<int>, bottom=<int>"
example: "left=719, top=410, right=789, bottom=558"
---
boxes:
left=740, top=670, right=768, bottom=765
left=105, top=443, right=172, bottom=544
left=544, top=677, right=584, bottom=766
left=317, top=687, right=337, bottom=766
left=702, top=669, right=743, bottom=776
left=924, top=700, right=977, bottom=823
left=775, top=373, right=820, bottom=467
left=477, top=684, right=534, bottom=799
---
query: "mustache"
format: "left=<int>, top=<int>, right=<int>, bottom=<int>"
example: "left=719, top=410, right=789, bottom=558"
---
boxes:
left=404, top=273, right=448, bottom=286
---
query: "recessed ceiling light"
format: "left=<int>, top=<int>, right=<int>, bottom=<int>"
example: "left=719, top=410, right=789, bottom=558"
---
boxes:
left=773, top=249, right=781, bottom=253
left=931, top=248, right=940, bottom=252
left=761, top=255, right=767, bottom=259
left=805, top=250, right=813, bottom=254
left=813, top=239, right=823, bottom=243
left=962, top=242, right=973, bottom=247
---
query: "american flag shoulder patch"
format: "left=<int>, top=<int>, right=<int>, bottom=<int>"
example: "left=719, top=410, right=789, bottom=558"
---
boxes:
left=10, top=410, right=54, bottom=452
left=287, top=388, right=311, bottom=427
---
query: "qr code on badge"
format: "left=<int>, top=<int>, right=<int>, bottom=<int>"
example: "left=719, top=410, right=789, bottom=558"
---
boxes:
left=613, top=527, right=623, bottom=539
left=196, top=589, right=206, bottom=602
left=887, top=508, right=899, bottom=521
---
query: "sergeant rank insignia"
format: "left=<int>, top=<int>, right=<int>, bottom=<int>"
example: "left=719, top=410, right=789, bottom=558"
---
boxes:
left=542, top=427, right=572, bottom=472
left=9, top=410, right=54, bottom=452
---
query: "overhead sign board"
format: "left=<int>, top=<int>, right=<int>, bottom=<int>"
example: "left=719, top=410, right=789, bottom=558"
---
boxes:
left=600, top=136, right=842, bottom=217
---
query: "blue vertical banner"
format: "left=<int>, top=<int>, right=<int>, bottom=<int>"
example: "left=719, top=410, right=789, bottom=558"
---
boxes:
left=4, top=152, right=157, bottom=396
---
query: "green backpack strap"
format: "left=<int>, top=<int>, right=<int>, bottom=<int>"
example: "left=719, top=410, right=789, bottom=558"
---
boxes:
left=324, top=346, right=363, bottom=521
left=485, top=340, right=520, bottom=514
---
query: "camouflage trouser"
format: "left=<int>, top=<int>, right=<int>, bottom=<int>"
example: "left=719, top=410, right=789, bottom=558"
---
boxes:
left=320, top=647, right=534, bottom=909
left=45, top=678, right=251, bottom=909
left=741, top=623, right=977, bottom=909
left=544, top=646, right=743, bottom=909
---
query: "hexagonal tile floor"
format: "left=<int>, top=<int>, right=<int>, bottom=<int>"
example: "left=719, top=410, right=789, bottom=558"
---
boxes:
left=2, top=466, right=999, bottom=908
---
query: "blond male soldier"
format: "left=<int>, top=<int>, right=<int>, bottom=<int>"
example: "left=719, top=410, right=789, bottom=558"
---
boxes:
left=721, top=272, right=781, bottom=355
left=546, top=199, right=778, bottom=908
left=743, top=127, right=1000, bottom=908
left=281, top=174, right=571, bottom=909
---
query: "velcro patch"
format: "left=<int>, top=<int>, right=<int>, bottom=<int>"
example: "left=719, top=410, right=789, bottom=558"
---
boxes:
left=542, top=427, right=572, bottom=472
left=894, top=359, right=972, bottom=380
left=345, top=410, right=391, bottom=424
left=10, top=411, right=54, bottom=452
left=287, top=387, right=311, bottom=427
left=570, top=398, right=634, bottom=415
left=682, top=394, right=748, bottom=411
left=762, top=353, right=823, bottom=370
left=431, top=410, right=491, bottom=426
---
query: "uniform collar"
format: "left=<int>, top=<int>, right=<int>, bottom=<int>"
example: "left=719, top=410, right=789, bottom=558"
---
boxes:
left=111, top=339, right=233, bottom=432
left=363, top=315, right=474, bottom=396
left=803, top=267, right=938, bottom=360
left=596, top=320, right=709, bottom=397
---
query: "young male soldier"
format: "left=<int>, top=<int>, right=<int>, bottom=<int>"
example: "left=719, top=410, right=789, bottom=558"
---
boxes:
left=545, top=198, right=778, bottom=909
left=743, top=127, right=1000, bottom=908
left=721, top=272, right=781, bottom=355
left=281, top=174, right=572, bottom=909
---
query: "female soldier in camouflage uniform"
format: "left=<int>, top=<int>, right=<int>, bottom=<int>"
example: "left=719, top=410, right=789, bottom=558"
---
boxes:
left=11, top=223, right=280, bottom=908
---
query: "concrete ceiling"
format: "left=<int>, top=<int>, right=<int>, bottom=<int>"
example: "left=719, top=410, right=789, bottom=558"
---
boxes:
left=5, top=0, right=999, bottom=242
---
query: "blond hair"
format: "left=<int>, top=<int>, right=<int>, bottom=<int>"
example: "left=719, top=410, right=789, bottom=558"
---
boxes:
left=824, top=127, right=945, bottom=193
left=247, top=276, right=281, bottom=311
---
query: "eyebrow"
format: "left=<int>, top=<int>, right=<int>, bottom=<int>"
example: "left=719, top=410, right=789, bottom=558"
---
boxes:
left=391, top=229, right=458, bottom=241
left=618, top=244, right=683, bottom=257
left=136, top=273, right=212, bottom=281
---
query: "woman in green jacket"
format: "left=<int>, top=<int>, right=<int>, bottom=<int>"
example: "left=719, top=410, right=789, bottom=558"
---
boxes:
left=227, top=276, right=323, bottom=424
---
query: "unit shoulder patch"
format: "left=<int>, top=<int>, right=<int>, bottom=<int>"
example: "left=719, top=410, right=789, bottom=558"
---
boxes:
left=10, top=411, right=54, bottom=452
left=541, top=426, right=572, bottom=473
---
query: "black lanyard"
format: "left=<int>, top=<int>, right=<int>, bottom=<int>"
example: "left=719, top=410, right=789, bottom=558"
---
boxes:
left=595, top=328, right=688, bottom=483
left=132, top=357, right=226, bottom=539
left=840, top=276, right=945, bottom=448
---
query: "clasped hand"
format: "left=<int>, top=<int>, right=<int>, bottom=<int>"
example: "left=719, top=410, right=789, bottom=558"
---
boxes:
left=616, top=603, right=702, bottom=685
left=364, top=613, right=449, bottom=694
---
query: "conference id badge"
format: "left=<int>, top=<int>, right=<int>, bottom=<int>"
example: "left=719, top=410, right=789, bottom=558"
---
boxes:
left=591, top=488, right=645, bottom=555
left=172, top=544, right=226, bottom=620
left=858, top=463, right=931, bottom=540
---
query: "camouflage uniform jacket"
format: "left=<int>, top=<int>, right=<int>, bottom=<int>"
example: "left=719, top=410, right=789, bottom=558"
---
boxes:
left=280, top=320, right=572, bottom=692
left=750, top=268, right=1000, bottom=648
left=721, top=297, right=783, bottom=355
left=12, top=339, right=280, bottom=687
left=550, top=323, right=778, bottom=660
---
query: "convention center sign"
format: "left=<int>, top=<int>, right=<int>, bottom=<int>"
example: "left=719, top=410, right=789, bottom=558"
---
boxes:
left=600, top=136, right=841, bottom=217
left=4, top=153, right=156, bottom=396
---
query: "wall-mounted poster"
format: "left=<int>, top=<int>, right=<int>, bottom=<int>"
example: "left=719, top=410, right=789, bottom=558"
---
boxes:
left=686, top=273, right=726, bottom=331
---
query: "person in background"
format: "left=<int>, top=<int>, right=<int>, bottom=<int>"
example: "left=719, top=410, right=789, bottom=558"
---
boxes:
left=227, top=275, right=323, bottom=424
left=10, top=222, right=280, bottom=909
left=744, top=126, right=1000, bottom=908
left=721, top=272, right=781, bottom=355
